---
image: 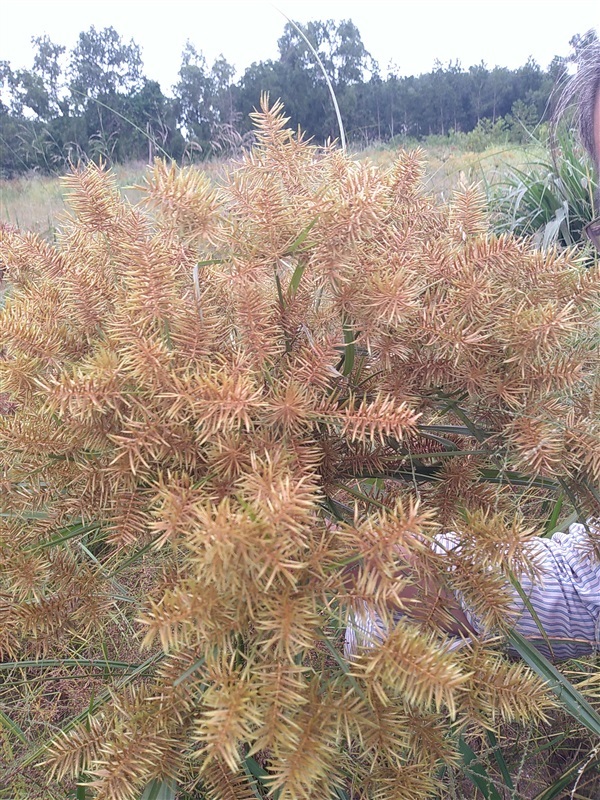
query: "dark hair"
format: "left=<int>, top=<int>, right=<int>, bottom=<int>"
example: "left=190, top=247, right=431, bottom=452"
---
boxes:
left=552, top=34, right=600, bottom=163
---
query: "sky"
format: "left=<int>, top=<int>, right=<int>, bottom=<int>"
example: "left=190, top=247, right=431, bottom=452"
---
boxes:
left=1, top=0, right=599, bottom=95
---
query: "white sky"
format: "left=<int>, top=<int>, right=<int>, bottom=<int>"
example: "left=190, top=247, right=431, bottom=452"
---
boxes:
left=1, top=0, right=599, bottom=95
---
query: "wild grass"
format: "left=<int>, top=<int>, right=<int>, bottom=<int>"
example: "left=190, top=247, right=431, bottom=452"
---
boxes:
left=490, top=131, right=598, bottom=254
left=362, top=140, right=544, bottom=202
left=0, top=141, right=541, bottom=239
left=1, top=103, right=599, bottom=799
left=0, top=163, right=146, bottom=238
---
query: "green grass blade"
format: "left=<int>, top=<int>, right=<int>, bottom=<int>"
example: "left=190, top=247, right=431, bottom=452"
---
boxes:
left=457, top=735, right=503, bottom=800
left=318, top=630, right=368, bottom=704
left=531, top=752, right=600, bottom=800
left=507, top=629, right=600, bottom=737
left=284, top=217, right=317, bottom=257
left=400, top=449, right=488, bottom=460
left=334, top=482, right=389, bottom=511
left=173, top=657, right=206, bottom=687
left=140, top=778, right=177, bottom=800
left=243, top=755, right=279, bottom=799
left=485, top=729, right=515, bottom=794
left=76, top=783, right=87, bottom=800
left=0, top=658, right=141, bottom=671
left=543, top=513, right=579, bottom=542
left=27, top=521, right=104, bottom=551
left=341, top=314, right=356, bottom=376
left=507, top=569, right=555, bottom=660
left=0, top=510, right=50, bottom=520
left=416, top=430, right=459, bottom=450
left=477, top=469, right=559, bottom=490
left=0, top=708, right=29, bottom=744
left=19, top=652, right=164, bottom=769
left=109, top=534, right=168, bottom=576
left=418, top=424, right=477, bottom=436
left=287, top=261, right=308, bottom=298
left=543, top=495, right=563, bottom=535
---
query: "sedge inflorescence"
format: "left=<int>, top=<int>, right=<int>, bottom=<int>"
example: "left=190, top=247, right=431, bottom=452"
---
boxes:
left=0, top=99, right=599, bottom=799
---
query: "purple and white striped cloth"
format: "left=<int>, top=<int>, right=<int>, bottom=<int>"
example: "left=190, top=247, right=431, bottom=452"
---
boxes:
left=345, top=522, right=600, bottom=662
left=502, top=524, right=600, bottom=661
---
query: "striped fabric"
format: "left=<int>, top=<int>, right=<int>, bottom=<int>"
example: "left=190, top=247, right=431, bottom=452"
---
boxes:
left=504, top=524, right=600, bottom=661
left=345, top=522, right=600, bottom=663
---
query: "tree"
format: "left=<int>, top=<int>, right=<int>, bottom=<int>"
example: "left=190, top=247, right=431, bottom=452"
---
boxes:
left=69, top=26, right=143, bottom=107
left=173, top=42, right=217, bottom=152
left=277, top=19, right=375, bottom=88
left=6, top=37, right=66, bottom=122
left=568, top=28, right=599, bottom=62
left=468, top=62, right=489, bottom=125
left=235, top=60, right=287, bottom=133
left=329, top=19, right=377, bottom=86
left=210, top=54, right=237, bottom=128
left=32, top=35, right=67, bottom=117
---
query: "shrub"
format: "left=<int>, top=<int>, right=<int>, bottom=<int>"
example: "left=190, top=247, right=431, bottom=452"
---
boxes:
left=490, top=129, right=598, bottom=254
left=0, top=99, right=599, bottom=799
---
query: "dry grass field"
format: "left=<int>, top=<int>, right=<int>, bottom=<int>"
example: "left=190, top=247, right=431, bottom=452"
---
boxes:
left=0, top=142, right=540, bottom=238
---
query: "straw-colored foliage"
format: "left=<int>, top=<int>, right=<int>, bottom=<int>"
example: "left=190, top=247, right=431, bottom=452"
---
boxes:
left=0, top=99, right=599, bottom=799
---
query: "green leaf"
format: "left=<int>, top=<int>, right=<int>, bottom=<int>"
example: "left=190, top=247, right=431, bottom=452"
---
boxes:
left=318, top=630, right=368, bottom=704
left=140, top=778, right=177, bottom=800
left=27, top=521, right=104, bottom=551
left=507, top=629, right=600, bottom=737
left=477, top=469, right=559, bottom=490
left=19, top=652, right=164, bottom=769
left=0, top=510, right=50, bottom=520
left=108, top=534, right=165, bottom=576
left=75, top=783, right=87, bottom=800
left=543, top=494, right=563, bottom=536
left=0, top=658, right=140, bottom=672
left=545, top=510, right=579, bottom=538
left=418, top=424, right=483, bottom=437
left=416, top=430, right=460, bottom=450
left=287, top=261, right=308, bottom=297
left=334, top=482, right=389, bottom=511
left=557, top=476, right=589, bottom=524
left=196, top=258, right=224, bottom=267
left=408, top=449, right=488, bottom=460
left=485, top=729, right=515, bottom=794
left=0, top=708, right=29, bottom=744
left=507, top=569, right=555, bottom=660
left=173, top=657, right=206, bottom=687
left=333, top=789, right=351, bottom=800
left=284, top=217, right=318, bottom=257
left=242, top=755, right=277, bottom=799
left=457, top=735, right=503, bottom=800
left=438, top=401, right=492, bottom=443
left=341, top=314, right=356, bottom=376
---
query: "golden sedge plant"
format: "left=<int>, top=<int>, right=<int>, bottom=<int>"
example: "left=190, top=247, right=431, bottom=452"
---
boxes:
left=0, top=99, right=599, bottom=800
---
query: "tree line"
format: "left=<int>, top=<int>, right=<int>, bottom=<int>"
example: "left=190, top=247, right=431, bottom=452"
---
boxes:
left=0, top=21, right=596, bottom=176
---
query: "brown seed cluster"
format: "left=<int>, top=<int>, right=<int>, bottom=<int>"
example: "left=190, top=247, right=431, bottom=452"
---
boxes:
left=0, top=99, right=598, bottom=799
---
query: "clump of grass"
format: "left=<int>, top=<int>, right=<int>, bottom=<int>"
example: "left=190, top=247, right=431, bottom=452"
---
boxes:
left=490, top=129, right=598, bottom=254
left=363, top=139, right=542, bottom=203
left=0, top=159, right=238, bottom=242
left=0, top=100, right=599, bottom=800
left=0, top=173, right=67, bottom=239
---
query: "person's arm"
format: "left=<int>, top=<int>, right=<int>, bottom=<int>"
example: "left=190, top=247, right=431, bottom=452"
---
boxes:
left=342, top=539, right=477, bottom=646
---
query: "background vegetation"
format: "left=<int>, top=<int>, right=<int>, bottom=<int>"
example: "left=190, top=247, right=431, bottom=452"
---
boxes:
left=0, top=21, right=598, bottom=176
